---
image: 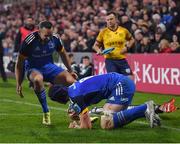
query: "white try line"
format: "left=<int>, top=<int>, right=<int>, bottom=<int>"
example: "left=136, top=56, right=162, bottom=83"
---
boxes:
left=0, top=113, right=43, bottom=116
left=0, top=98, right=66, bottom=111
left=1, top=98, right=180, bottom=132
left=135, top=121, right=180, bottom=132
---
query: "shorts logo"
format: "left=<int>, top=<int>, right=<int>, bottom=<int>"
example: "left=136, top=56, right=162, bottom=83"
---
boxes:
left=109, top=96, right=115, bottom=101
left=120, top=98, right=128, bottom=102
left=125, top=68, right=131, bottom=74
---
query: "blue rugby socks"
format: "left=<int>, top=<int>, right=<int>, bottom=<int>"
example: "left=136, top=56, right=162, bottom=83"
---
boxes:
left=35, top=89, right=49, bottom=113
left=113, top=104, right=147, bottom=128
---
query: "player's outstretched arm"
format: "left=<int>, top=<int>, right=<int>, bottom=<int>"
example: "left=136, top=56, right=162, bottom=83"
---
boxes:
left=58, top=48, right=78, bottom=79
left=79, top=111, right=92, bottom=129
left=15, top=54, right=26, bottom=98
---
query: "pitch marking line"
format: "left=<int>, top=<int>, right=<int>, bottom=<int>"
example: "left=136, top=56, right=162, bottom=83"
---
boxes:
left=135, top=121, right=180, bottom=132
left=0, top=113, right=43, bottom=116
left=0, top=98, right=66, bottom=111
left=1, top=98, right=180, bottom=132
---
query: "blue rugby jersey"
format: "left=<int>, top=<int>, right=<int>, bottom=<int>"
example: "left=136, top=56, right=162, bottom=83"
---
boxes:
left=68, top=72, right=136, bottom=114
left=19, top=31, right=63, bottom=68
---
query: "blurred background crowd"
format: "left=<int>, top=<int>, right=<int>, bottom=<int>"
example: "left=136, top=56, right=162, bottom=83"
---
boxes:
left=0, top=0, right=180, bottom=55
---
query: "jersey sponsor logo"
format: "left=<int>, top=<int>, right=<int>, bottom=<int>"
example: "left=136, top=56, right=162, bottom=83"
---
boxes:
left=42, top=50, right=46, bottom=54
left=32, top=53, right=52, bottom=58
left=106, top=41, right=123, bottom=47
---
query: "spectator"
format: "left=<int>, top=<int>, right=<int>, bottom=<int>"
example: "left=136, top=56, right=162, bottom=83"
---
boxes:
left=141, top=36, right=151, bottom=53
left=159, top=39, right=172, bottom=53
left=150, top=32, right=163, bottom=53
left=132, top=29, right=143, bottom=53
left=85, top=29, right=96, bottom=52
left=170, top=33, right=180, bottom=53
left=68, top=53, right=79, bottom=75
left=0, top=27, right=7, bottom=82
left=79, top=56, right=93, bottom=79
left=14, top=17, right=36, bottom=53
left=7, top=17, right=37, bottom=73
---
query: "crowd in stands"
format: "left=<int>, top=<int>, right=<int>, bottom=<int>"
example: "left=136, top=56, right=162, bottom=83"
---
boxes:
left=0, top=0, right=180, bottom=54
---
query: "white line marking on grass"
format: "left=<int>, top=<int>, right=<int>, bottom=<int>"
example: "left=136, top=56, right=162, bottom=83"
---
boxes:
left=0, top=98, right=66, bottom=111
left=135, top=121, right=180, bottom=132
left=1, top=98, right=180, bottom=132
left=0, top=113, right=42, bottom=116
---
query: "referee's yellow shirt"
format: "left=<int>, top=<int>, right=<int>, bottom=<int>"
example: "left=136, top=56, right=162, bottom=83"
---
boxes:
left=96, top=26, right=132, bottom=59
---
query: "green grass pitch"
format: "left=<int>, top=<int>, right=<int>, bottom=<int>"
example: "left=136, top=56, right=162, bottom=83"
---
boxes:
left=0, top=79, right=180, bottom=143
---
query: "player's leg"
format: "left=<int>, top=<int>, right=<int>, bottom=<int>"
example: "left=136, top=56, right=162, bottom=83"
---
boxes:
left=28, top=69, right=50, bottom=125
left=127, top=98, right=178, bottom=113
left=103, top=103, right=127, bottom=112
left=53, top=70, right=76, bottom=86
left=90, top=98, right=179, bottom=116
left=101, top=101, right=161, bottom=129
left=41, top=63, right=76, bottom=86
left=101, top=104, right=147, bottom=129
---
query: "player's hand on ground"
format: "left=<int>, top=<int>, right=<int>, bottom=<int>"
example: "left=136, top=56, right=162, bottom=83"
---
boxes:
left=16, top=85, right=24, bottom=98
left=68, top=121, right=80, bottom=129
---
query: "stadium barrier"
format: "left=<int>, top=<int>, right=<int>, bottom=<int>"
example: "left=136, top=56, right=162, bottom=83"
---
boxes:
left=3, top=53, right=180, bottom=95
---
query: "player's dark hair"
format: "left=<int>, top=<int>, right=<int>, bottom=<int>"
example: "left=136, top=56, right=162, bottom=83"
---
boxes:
left=39, top=21, right=52, bottom=29
left=82, top=56, right=90, bottom=59
left=107, top=11, right=118, bottom=18
left=48, top=85, right=69, bottom=104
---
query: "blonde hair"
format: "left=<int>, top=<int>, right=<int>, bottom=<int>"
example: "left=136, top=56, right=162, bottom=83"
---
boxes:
left=159, top=39, right=170, bottom=49
left=100, top=114, right=114, bottom=129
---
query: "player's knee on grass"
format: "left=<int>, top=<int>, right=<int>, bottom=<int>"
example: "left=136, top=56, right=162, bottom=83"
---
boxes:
left=100, top=114, right=114, bottom=129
